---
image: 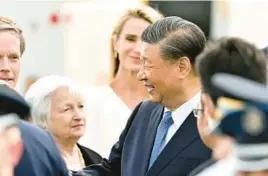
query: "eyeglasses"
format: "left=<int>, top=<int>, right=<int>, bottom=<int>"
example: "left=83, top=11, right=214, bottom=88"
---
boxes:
left=193, top=101, right=204, bottom=118
left=193, top=108, right=204, bottom=118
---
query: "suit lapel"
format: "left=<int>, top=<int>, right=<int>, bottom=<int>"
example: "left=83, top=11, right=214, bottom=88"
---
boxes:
left=146, top=113, right=199, bottom=176
left=141, top=104, right=164, bottom=175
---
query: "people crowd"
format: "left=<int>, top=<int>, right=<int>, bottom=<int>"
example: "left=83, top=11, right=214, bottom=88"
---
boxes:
left=0, top=4, right=267, bottom=176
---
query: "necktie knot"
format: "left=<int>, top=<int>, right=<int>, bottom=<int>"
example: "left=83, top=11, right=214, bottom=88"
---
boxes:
left=162, top=111, right=173, bottom=125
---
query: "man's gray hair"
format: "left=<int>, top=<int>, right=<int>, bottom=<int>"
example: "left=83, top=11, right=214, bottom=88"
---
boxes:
left=141, top=16, right=206, bottom=64
left=25, top=75, right=86, bottom=129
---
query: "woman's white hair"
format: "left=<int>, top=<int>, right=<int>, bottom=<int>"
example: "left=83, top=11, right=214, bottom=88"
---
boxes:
left=25, top=75, right=86, bottom=129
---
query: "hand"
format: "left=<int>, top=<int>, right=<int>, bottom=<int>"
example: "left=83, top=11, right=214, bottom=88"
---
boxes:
left=0, top=127, right=23, bottom=176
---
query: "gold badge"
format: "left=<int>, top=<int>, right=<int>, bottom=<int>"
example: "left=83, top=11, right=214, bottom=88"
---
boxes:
left=242, top=107, right=266, bottom=136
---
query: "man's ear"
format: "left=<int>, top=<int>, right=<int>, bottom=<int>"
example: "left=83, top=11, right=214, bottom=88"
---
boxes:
left=176, top=57, right=191, bottom=79
left=202, top=93, right=216, bottom=120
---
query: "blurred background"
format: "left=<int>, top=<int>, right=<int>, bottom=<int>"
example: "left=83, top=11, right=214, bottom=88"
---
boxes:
left=1, top=0, right=268, bottom=94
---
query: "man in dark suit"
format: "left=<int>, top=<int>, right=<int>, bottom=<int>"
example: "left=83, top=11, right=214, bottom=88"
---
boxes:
left=0, top=16, right=69, bottom=176
left=82, top=16, right=211, bottom=176
left=15, top=120, right=70, bottom=176
left=189, top=37, right=267, bottom=175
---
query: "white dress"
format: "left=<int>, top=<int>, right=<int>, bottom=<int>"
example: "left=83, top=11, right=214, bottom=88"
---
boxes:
left=79, top=85, right=132, bottom=158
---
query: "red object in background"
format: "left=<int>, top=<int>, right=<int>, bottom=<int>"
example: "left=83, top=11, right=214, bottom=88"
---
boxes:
left=63, top=13, right=72, bottom=24
left=50, top=13, right=60, bottom=24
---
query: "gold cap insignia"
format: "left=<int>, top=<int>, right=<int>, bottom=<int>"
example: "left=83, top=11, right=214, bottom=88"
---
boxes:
left=242, top=107, right=266, bottom=136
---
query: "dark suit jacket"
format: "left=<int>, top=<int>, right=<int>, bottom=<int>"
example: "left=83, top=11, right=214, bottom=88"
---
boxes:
left=84, top=100, right=212, bottom=176
left=78, top=144, right=102, bottom=166
left=14, top=120, right=69, bottom=176
left=188, top=159, right=216, bottom=176
left=71, top=144, right=102, bottom=175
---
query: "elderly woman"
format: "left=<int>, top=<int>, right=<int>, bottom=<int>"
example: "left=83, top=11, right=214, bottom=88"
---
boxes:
left=25, top=75, right=101, bottom=173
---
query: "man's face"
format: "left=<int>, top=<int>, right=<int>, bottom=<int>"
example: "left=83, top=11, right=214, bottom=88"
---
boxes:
left=0, top=30, right=22, bottom=175
left=196, top=93, right=220, bottom=149
left=0, top=31, right=21, bottom=88
left=196, top=93, right=234, bottom=159
left=137, top=42, right=182, bottom=107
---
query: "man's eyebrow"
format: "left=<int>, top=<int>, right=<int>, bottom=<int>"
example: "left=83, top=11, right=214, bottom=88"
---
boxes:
left=125, top=33, right=138, bottom=37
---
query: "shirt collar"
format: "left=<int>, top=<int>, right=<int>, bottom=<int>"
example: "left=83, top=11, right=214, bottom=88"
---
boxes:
left=165, top=91, right=201, bottom=128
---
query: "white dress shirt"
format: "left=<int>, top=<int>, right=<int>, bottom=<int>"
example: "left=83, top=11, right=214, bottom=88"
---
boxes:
left=159, top=91, right=201, bottom=152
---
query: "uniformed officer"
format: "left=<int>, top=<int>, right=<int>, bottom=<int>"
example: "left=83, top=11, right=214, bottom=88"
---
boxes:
left=196, top=73, right=268, bottom=176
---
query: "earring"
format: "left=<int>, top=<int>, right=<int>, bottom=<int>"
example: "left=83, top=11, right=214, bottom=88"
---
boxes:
left=114, top=52, right=118, bottom=58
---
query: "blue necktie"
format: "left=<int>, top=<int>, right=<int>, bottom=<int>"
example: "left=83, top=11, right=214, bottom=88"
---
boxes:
left=149, top=111, right=173, bottom=168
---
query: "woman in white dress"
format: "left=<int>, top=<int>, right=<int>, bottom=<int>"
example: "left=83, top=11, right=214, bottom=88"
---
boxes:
left=80, top=6, right=163, bottom=157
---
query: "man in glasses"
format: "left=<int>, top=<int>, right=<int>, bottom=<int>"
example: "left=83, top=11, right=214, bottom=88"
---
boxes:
left=209, top=73, right=268, bottom=176
left=189, top=37, right=267, bottom=175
